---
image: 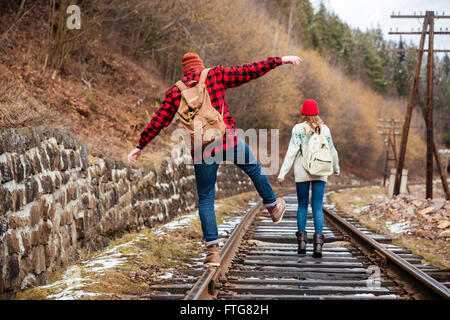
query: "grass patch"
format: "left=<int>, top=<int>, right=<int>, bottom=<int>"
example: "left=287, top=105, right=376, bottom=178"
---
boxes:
left=85, top=93, right=98, bottom=113
left=329, top=186, right=387, bottom=213
left=214, top=191, right=259, bottom=224
left=14, top=269, right=66, bottom=300
left=79, top=268, right=149, bottom=298
left=393, top=237, right=450, bottom=269
left=132, top=231, right=201, bottom=267
left=15, top=288, right=51, bottom=300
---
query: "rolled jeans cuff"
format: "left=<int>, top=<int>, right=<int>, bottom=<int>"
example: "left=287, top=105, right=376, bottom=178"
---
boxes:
left=263, top=201, right=277, bottom=208
left=205, top=239, right=220, bottom=247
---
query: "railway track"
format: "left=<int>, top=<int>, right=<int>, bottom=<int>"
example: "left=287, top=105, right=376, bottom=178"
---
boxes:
left=149, top=189, right=450, bottom=300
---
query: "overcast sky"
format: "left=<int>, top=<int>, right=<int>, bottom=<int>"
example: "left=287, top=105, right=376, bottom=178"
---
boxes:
left=310, top=0, right=450, bottom=51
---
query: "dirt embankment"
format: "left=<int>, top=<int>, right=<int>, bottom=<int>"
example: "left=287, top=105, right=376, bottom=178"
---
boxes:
left=0, top=4, right=178, bottom=165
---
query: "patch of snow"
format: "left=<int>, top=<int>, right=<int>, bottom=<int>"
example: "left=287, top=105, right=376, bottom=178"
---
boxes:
left=158, top=272, right=174, bottom=280
left=353, top=294, right=397, bottom=299
left=152, top=213, right=198, bottom=235
left=47, top=289, right=102, bottom=300
left=38, top=265, right=102, bottom=300
left=34, top=238, right=141, bottom=299
left=218, top=216, right=243, bottom=238
left=83, top=253, right=128, bottom=273
left=385, top=221, right=410, bottom=234
left=353, top=205, right=370, bottom=214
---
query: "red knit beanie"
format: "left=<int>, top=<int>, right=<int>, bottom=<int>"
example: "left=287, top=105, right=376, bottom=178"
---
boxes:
left=182, top=53, right=205, bottom=75
left=301, top=99, right=319, bottom=115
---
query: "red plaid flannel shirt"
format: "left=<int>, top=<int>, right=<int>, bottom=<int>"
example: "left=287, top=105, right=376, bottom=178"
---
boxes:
left=136, top=57, right=283, bottom=156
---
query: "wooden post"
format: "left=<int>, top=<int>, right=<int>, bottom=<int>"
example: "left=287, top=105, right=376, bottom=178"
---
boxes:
left=391, top=120, right=398, bottom=167
left=378, top=118, right=402, bottom=187
left=416, top=89, right=450, bottom=200
left=445, top=154, right=449, bottom=182
left=393, top=14, right=429, bottom=195
left=426, top=11, right=434, bottom=199
left=445, top=153, right=449, bottom=186
left=383, top=138, right=389, bottom=186
left=400, top=169, right=409, bottom=194
left=388, top=168, right=396, bottom=198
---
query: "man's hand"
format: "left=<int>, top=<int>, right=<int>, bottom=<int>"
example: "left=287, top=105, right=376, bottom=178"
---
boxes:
left=281, top=55, right=302, bottom=66
left=128, top=148, right=142, bottom=165
left=278, top=178, right=285, bottom=183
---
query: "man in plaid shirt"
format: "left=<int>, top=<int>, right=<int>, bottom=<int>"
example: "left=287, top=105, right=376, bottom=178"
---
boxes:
left=129, top=53, right=302, bottom=266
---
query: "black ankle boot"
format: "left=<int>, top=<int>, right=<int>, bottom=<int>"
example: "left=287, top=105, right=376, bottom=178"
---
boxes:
left=313, top=233, right=324, bottom=258
left=295, top=230, right=307, bottom=254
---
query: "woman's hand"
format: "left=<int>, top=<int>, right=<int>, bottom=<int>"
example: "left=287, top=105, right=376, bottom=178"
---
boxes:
left=278, top=178, right=285, bottom=183
left=128, top=148, right=142, bottom=164
left=281, top=55, right=302, bottom=66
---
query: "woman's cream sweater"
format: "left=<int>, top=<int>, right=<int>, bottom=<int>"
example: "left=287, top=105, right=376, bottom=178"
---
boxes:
left=278, top=122, right=340, bottom=183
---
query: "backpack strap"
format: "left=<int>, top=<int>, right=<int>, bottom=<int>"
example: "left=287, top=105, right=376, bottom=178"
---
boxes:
left=175, top=67, right=211, bottom=91
left=199, top=68, right=211, bottom=85
left=175, top=80, right=189, bottom=92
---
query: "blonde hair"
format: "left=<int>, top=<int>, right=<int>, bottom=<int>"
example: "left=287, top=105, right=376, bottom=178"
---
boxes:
left=300, top=115, right=324, bottom=132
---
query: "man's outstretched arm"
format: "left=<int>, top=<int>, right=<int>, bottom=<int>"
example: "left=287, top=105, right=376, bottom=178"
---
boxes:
left=220, top=55, right=301, bottom=89
left=128, top=87, right=180, bottom=163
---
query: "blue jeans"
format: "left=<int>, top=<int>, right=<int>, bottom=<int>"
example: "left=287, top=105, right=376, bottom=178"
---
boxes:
left=296, top=181, right=326, bottom=233
left=194, top=139, right=277, bottom=246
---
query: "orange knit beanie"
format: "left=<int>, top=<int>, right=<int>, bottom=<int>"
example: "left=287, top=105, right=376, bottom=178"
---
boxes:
left=182, top=52, right=205, bottom=75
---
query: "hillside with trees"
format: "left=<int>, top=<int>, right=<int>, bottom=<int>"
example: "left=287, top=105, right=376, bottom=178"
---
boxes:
left=1, top=0, right=444, bottom=178
left=266, top=0, right=449, bottom=148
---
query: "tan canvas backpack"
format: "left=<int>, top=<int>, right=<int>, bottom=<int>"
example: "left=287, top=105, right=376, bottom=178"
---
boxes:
left=175, top=68, right=227, bottom=148
left=302, top=125, right=334, bottom=176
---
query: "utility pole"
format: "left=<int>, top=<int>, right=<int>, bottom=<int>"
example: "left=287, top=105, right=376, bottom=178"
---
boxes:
left=389, top=11, right=450, bottom=200
left=439, top=149, right=449, bottom=183
left=416, top=90, right=450, bottom=199
left=378, top=118, right=403, bottom=186
left=426, top=12, right=434, bottom=199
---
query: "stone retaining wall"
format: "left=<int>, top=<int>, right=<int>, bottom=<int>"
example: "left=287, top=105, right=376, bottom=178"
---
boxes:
left=0, top=127, right=253, bottom=298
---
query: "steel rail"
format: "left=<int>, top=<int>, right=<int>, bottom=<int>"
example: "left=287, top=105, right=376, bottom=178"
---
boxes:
left=185, top=189, right=297, bottom=300
left=184, top=186, right=368, bottom=300
left=323, top=207, right=450, bottom=300
left=185, top=185, right=449, bottom=300
left=184, top=199, right=264, bottom=299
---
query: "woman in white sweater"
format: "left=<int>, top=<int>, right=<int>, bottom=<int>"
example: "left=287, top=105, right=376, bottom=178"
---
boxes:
left=278, top=99, right=339, bottom=258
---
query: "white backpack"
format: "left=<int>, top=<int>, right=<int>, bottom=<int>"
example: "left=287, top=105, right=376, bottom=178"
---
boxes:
left=302, top=125, right=333, bottom=176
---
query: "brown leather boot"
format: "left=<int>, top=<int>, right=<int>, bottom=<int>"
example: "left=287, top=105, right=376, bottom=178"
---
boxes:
left=313, top=233, right=324, bottom=258
left=267, top=198, right=286, bottom=224
left=296, top=230, right=307, bottom=254
left=203, top=243, right=220, bottom=267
